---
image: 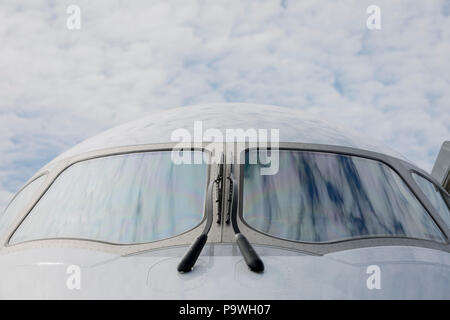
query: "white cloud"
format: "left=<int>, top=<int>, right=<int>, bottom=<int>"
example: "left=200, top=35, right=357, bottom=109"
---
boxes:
left=0, top=0, right=449, bottom=211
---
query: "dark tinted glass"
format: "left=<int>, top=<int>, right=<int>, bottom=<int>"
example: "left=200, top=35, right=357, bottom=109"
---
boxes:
left=412, top=173, right=450, bottom=228
left=243, top=150, right=444, bottom=242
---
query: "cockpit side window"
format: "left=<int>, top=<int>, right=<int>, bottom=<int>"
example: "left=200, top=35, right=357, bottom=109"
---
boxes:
left=10, top=151, right=208, bottom=245
left=242, top=150, right=445, bottom=243
left=0, top=175, right=47, bottom=242
left=412, top=173, right=450, bottom=229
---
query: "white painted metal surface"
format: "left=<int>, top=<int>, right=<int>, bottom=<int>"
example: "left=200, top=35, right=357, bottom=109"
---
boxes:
left=1, top=244, right=449, bottom=299
left=0, top=104, right=448, bottom=300
left=45, top=103, right=406, bottom=170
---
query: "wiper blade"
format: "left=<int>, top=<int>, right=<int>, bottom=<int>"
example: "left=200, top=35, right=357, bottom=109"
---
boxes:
left=215, top=155, right=224, bottom=224
left=177, top=159, right=224, bottom=273
left=178, top=159, right=264, bottom=273
left=177, top=181, right=214, bottom=273
left=225, top=174, right=233, bottom=225
left=228, top=164, right=264, bottom=273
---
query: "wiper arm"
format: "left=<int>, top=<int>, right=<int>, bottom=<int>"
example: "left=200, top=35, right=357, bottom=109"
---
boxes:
left=228, top=164, right=265, bottom=273
left=177, top=160, right=264, bottom=273
left=177, top=159, right=224, bottom=273
left=215, top=155, right=224, bottom=224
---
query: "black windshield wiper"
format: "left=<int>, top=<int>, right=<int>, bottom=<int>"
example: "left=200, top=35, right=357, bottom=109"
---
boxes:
left=177, top=159, right=224, bottom=273
left=227, top=164, right=264, bottom=273
left=215, top=154, right=224, bottom=224
left=177, top=160, right=264, bottom=273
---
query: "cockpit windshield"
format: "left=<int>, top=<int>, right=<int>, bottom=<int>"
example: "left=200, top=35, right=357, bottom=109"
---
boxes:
left=242, top=150, right=445, bottom=243
left=10, top=151, right=208, bottom=245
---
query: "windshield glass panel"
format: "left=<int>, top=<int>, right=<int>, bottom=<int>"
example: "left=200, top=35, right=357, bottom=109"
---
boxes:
left=0, top=175, right=46, bottom=241
left=243, top=150, right=445, bottom=243
left=10, top=151, right=208, bottom=245
left=412, top=173, right=450, bottom=228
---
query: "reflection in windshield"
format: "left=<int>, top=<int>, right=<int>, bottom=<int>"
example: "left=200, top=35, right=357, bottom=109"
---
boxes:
left=412, top=173, right=450, bottom=228
left=11, top=151, right=208, bottom=244
left=243, top=150, right=445, bottom=243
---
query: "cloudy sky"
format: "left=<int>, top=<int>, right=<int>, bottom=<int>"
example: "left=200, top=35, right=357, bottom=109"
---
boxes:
left=0, top=0, right=449, bottom=211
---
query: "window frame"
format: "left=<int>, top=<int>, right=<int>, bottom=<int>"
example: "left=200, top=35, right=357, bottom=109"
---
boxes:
left=410, top=169, right=450, bottom=226
left=227, top=142, right=450, bottom=255
left=3, top=142, right=449, bottom=256
left=0, top=173, right=48, bottom=245
left=1, top=173, right=48, bottom=216
left=3, top=143, right=216, bottom=253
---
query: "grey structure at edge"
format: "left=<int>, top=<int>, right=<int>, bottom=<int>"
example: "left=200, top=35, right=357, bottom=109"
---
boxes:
left=432, top=141, right=450, bottom=192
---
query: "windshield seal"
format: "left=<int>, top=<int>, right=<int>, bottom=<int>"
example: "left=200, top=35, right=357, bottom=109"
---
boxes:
left=239, top=147, right=448, bottom=245
left=7, top=148, right=211, bottom=247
